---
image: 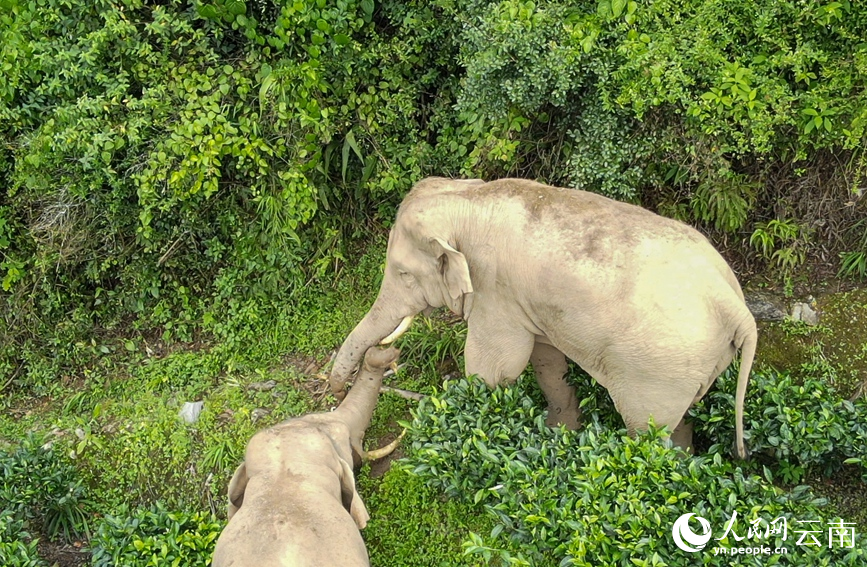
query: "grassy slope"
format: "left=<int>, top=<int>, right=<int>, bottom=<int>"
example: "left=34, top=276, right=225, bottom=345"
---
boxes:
left=0, top=239, right=495, bottom=565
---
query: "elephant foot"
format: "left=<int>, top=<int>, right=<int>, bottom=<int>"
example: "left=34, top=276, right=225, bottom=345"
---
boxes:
left=545, top=405, right=583, bottom=430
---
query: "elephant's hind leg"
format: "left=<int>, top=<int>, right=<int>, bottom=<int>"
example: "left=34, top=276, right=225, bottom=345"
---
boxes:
left=611, top=380, right=701, bottom=454
left=669, top=418, right=694, bottom=455
left=530, top=342, right=582, bottom=429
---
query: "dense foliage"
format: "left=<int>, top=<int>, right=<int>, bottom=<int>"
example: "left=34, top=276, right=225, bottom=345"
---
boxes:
left=405, top=375, right=867, bottom=566
left=0, top=511, right=45, bottom=567
left=2, top=0, right=867, bottom=390
left=89, top=504, right=222, bottom=567
left=692, top=367, right=867, bottom=483
left=0, top=434, right=92, bottom=543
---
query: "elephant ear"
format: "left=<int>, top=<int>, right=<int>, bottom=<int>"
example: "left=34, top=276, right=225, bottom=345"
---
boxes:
left=226, top=461, right=248, bottom=520
left=337, top=455, right=370, bottom=529
left=431, top=238, right=473, bottom=311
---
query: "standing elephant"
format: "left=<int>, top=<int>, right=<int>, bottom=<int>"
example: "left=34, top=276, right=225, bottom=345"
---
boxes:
left=212, top=346, right=400, bottom=567
left=330, top=178, right=756, bottom=458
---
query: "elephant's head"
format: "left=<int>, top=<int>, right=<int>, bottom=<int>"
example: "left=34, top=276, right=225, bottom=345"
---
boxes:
left=330, top=178, right=484, bottom=399
left=225, top=346, right=400, bottom=523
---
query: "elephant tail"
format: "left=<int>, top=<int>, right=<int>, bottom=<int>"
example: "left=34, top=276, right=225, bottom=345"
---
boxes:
left=734, top=313, right=758, bottom=460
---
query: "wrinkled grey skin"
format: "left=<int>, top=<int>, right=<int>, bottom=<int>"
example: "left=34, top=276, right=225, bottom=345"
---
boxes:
left=212, top=346, right=399, bottom=567
left=331, top=178, right=757, bottom=457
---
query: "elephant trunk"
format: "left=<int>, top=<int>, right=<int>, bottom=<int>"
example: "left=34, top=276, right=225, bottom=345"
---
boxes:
left=331, top=301, right=413, bottom=399
left=334, top=346, right=400, bottom=450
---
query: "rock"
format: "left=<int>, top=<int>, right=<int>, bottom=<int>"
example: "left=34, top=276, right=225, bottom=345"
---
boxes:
left=792, top=301, right=819, bottom=326
left=248, top=380, right=277, bottom=392
left=744, top=292, right=786, bottom=321
left=179, top=401, right=204, bottom=424
left=251, top=408, right=271, bottom=423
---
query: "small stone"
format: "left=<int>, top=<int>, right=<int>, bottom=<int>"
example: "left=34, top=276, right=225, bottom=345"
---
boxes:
left=744, top=292, right=786, bottom=321
left=791, top=302, right=819, bottom=326
left=248, top=380, right=277, bottom=392
left=251, top=408, right=271, bottom=423
left=179, top=401, right=204, bottom=424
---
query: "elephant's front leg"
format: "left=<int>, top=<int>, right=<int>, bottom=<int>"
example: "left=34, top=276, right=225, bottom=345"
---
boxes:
left=464, top=320, right=535, bottom=388
left=530, top=341, right=582, bottom=429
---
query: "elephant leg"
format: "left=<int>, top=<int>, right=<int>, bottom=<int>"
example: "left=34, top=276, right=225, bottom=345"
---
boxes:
left=530, top=342, right=581, bottom=429
left=669, top=417, right=694, bottom=455
left=610, top=380, right=699, bottom=453
left=465, top=323, right=534, bottom=387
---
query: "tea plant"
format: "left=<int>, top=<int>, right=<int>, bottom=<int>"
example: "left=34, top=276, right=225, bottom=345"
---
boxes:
left=89, top=504, right=222, bottom=567
left=405, top=375, right=867, bottom=565
left=691, top=367, right=867, bottom=482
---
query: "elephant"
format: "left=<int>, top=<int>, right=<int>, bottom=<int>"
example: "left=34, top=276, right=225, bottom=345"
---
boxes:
left=212, top=346, right=401, bottom=567
left=330, top=177, right=757, bottom=458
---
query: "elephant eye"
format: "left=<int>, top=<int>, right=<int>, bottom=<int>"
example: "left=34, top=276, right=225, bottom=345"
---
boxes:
left=397, top=270, right=413, bottom=282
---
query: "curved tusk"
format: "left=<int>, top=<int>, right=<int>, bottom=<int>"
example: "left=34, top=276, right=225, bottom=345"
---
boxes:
left=363, top=430, right=406, bottom=461
left=380, top=316, right=414, bottom=345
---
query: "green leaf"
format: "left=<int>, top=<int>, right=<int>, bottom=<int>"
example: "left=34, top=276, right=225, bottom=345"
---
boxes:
left=225, top=0, right=246, bottom=15
left=196, top=3, right=219, bottom=19
left=345, top=130, right=363, bottom=162
left=333, top=33, right=350, bottom=46
left=360, top=0, right=374, bottom=21
left=259, top=71, right=276, bottom=110
left=597, top=0, right=611, bottom=17
left=612, top=0, right=626, bottom=18
left=341, top=135, right=352, bottom=182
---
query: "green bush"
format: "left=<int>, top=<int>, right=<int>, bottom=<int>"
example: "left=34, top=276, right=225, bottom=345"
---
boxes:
left=3, top=0, right=867, bottom=392
left=405, top=376, right=867, bottom=566
left=89, top=504, right=222, bottom=567
left=0, top=434, right=92, bottom=542
left=0, top=511, right=46, bottom=567
left=691, top=367, right=867, bottom=483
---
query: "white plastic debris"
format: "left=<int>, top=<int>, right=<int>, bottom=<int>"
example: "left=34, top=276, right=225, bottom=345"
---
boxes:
left=179, top=401, right=204, bottom=424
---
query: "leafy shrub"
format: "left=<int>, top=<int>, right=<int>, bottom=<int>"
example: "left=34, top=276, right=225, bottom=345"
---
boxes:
left=3, top=0, right=867, bottom=394
left=0, top=434, right=92, bottom=542
left=691, top=367, right=867, bottom=483
left=405, top=376, right=867, bottom=566
left=89, top=504, right=222, bottom=567
left=0, top=511, right=46, bottom=567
